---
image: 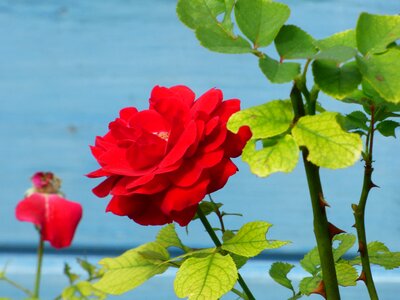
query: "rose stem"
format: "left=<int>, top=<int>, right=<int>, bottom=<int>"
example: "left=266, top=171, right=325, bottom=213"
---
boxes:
left=291, top=79, right=340, bottom=299
left=196, top=205, right=255, bottom=300
left=353, top=104, right=378, bottom=299
left=33, top=235, right=44, bottom=298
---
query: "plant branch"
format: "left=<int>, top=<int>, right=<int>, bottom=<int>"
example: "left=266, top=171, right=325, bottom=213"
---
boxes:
left=290, top=83, right=341, bottom=299
left=353, top=105, right=378, bottom=299
left=197, top=206, right=255, bottom=300
left=34, top=235, right=44, bottom=298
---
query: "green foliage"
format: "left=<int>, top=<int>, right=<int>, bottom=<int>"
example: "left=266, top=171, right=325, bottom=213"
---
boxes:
left=357, top=48, right=400, bottom=104
left=242, top=135, right=299, bottom=177
left=61, top=281, right=106, bottom=300
left=269, top=262, right=296, bottom=292
left=292, top=112, right=363, bottom=168
left=356, top=13, right=400, bottom=55
left=335, top=263, right=358, bottom=287
left=221, top=221, right=287, bottom=257
left=174, top=253, right=238, bottom=300
left=193, top=201, right=223, bottom=221
left=228, top=100, right=294, bottom=138
left=156, top=224, right=188, bottom=251
left=299, top=276, right=320, bottom=295
left=312, top=60, right=362, bottom=99
left=300, top=247, right=320, bottom=276
left=234, top=0, right=290, bottom=48
left=275, top=25, right=317, bottom=59
left=343, top=111, right=369, bottom=131
left=314, top=46, right=357, bottom=63
left=332, top=234, right=356, bottom=261
left=94, top=242, right=169, bottom=295
left=376, top=120, right=399, bottom=137
left=176, top=0, right=225, bottom=30
left=351, top=241, right=400, bottom=270
left=316, top=29, right=357, bottom=50
left=259, top=55, right=301, bottom=83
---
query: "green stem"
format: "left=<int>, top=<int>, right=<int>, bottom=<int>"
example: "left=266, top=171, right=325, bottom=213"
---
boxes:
left=353, top=105, right=378, bottom=300
left=196, top=206, right=255, bottom=300
left=291, top=83, right=341, bottom=299
left=2, top=276, right=33, bottom=296
left=33, top=235, right=44, bottom=298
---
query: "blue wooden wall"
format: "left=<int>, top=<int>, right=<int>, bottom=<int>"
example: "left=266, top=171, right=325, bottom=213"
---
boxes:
left=0, top=0, right=399, bottom=298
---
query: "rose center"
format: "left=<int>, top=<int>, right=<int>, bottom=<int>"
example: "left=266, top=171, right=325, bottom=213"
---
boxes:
left=153, top=131, right=169, bottom=141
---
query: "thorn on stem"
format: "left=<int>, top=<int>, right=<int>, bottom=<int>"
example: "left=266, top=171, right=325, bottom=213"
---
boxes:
left=319, top=193, right=330, bottom=208
left=328, top=222, right=346, bottom=240
left=357, top=270, right=367, bottom=283
left=311, top=280, right=327, bottom=299
left=358, top=241, right=366, bottom=256
left=369, top=181, right=380, bottom=189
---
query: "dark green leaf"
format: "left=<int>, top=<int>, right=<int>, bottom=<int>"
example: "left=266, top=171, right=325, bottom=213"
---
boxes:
left=259, top=55, right=301, bottom=83
left=269, top=262, right=295, bottom=292
left=314, top=46, right=357, bottom=63
left=234, top=0, right=290, bottom=48
left=177, top=0, right=225, bottom=29
left=275, top=25, right=317, bottom=59
left=299, top=276, right=321, bottom=295
left=343, top=111, right=369, bottom=131
left=316, top=29, right=356, bottom=50
left=312, top=60, right=362, bottom=99
left=376, top=120, right=399, bottom=137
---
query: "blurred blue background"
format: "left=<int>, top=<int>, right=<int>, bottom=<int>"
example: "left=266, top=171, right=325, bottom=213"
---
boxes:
left=0, top=0, right=399, bottom=298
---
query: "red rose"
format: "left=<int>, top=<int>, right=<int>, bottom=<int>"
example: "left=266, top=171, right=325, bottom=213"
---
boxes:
left=88, top=85, right=251, bottom=226
left=16, top=172, right=82, bottom=249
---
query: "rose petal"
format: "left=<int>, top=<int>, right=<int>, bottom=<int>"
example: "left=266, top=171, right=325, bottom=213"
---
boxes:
left=207, top=159, right=238, bottom=193
left=191, top=88, right=222, bottom=117
left=16, top=193, right=82, bottom=249
left=225, top=126, right=252, bottom=158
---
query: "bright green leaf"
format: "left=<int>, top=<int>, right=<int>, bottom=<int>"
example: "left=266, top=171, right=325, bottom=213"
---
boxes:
left=195, top=24, right=252, bottom=54
left=242, top=135, right=299, bottom=177
left=156, top=224, right=187, bottom=251
left=357, top=48, right=400, bottom=104
left=300, top=247, right=320, bottom=275
left=174, top=253, right=238, bottom=300
left=332, top=234, right=356, bottom=262
left=335, top=263, right=358, bottom=286
left=316, top=29, right=356, bottom=50
left=351, top=241, right=400, bottom=270
left=275, top=25, right=317, bottom=59
left=356, top=12, right=400, bottom=55
left=259, top=55, right=301, bottom=83
left=314, top=46, right=357, bottom=63
left=376, top=120, right=399, bottom=137
left=94, top=242, right=169, bottom=295
left=312, top=60, right=362, bottom=99
left=269, top=262, right=295, bottom=292
left=234, top=0, right=290, bottom=48
left=222, top=221, right=287, bottom=257
left=292, top=112, right=363, bottom=169
left=227, top=100, right=293, bottom=138
left=299, top=276, right=321, bottom=295
left=177, top=0, right=225, bottom=29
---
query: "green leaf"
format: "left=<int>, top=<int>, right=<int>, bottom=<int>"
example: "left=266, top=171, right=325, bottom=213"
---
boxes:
left=300, top=247, right=320, bottom=275
left=227, top=100, right=294, bottom=138
left=64, top=263, right=80, bottom=284
left=376, top=120, right=399, bottom=137
left=195, top=24, right=252, bottom=54
left=292, top=112, right=363, bottom=169
left=351, top=241, right=400, bottom=270
left=221, top=221, right=287, bottom=257
left=343, top=111, right=369, bottom=131
left=156, top=224, right=187, bottom=251
left=332, top=234, right=356, bottom=262
left=234, top=0, right=290, bottom=48
left=94, top=242, right=169, bottom=295
left=335, top=263, right=358, bottom=286
left=242, top=135, right=299, bottom=177
left=316, top=29, right=356, bottom=50
left=269, top=262, right=295, bottom=292
left=177, top=0, right=225, bottom=29
left=314, top=46, right=357, bottom=63
left=193, top=201, right=223, bottom=221
left=312, top=60, right=362, bottom=99
left=174, top=253, right=238, bottom=300
left=275, top=25, right=317, bottom=59
left=259, top=55, right=301, bottom=83
left=356, top=12, right=400, bottom=55
left=357, top=48, right=400, bottom=104
left=299, top=276, right=321, bottom=295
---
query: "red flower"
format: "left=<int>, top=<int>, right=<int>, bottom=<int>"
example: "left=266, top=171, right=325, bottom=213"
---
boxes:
left=88, top=85, right=251, bottom=226
left=16, top=172, right=82, bottom=249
